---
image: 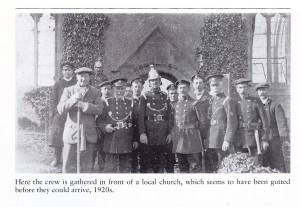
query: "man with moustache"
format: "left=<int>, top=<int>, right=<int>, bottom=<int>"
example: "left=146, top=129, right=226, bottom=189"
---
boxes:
left=138, top=65, right=173, bottom=173
left=48, top=62, right=77, bottom=167
left=57, top=67, right=104, bottom=173
left=96, top=78, right=138, bottom=173
left=255, top=83, right=289, bottom=172
left=205, top=74, right=238, bottom=172
left=233, top=78, right=269, bottom=162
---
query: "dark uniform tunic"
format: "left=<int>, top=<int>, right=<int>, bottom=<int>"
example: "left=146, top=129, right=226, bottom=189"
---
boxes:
left=193, top=90, right=211, bottom=140
left=206, top=92, right=238, bottom=172
left=48, top=77, right=77, bottom=147
left=234, top=95, right=269, bottom=149
left=131, top=96, right=141, bottom=173
left=262, top=98, right=289, bottom=172
left=138, top=88, right=173, bottom=172
left=96, top=97, right=138, bottom=173
left=172, top=95, right=203, bottom=173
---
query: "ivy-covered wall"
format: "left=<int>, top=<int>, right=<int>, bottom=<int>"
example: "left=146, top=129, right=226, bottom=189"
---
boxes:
left=61, top=13, right=110, bottom=68
left=196, top=13, right=248, bottom=80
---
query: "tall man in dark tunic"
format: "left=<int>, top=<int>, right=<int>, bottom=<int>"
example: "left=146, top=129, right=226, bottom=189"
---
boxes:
left=256, top=83, right=289, bottom=172
left=97, top=78, right=138, bottom=173
left=233, top=79, right=269, bottom=161
left=206, top=74, right=238, bottom=172
left=57, top=67, right=104, bottom=173
left=130, top=77, right=144, bottom=173
left=138, top=65, right=173, bottom=173
left=171, top=80, right=203, bottom=173
left=48, top=62, right=77, bottom=167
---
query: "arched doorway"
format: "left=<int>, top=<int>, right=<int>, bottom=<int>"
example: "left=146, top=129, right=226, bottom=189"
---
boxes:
left=140, top=71, right=177, bottom=93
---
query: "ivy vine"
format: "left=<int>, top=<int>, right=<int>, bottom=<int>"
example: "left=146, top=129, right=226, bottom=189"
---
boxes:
left=196, top=13, right=248, bottom=81
left=62, top=13, right=110, bottom=68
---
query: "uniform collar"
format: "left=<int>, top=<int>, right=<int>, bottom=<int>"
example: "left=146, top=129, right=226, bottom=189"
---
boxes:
left=132, top=95, right=141, bottom=100
left=150, top=87, right=161, bottom=94
left=261, top=97, right=271, bottom=105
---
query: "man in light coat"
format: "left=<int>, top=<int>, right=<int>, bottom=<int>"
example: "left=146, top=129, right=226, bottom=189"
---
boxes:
left=57, top=67, right=104, bottom=173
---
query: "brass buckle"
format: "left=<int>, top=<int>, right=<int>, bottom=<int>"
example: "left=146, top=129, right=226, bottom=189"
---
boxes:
left=116, top=122, right=125, bottom=129
left=157, top=115, right=163, bottom=121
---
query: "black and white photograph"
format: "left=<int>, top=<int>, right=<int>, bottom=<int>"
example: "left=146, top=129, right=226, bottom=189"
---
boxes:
left=15, top=11, right=291, bottom=174
left=1, top=1, right=300, bottom=206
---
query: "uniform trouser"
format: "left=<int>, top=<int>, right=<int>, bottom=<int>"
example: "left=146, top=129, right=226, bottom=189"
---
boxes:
left=205, top=149, right=229, bottom=173
left=62, top=142, right=95, bottom=173
left=139, top=144, right=166, bottom=173
left=176, top=153, right=202, bottom=173
left=262, top=138, right=286, bottom=172
left=103, top=153, right=131, bottom=173
left=165, top=142, right=176, bottom=173
left=131, top=147, right=139, bottom=173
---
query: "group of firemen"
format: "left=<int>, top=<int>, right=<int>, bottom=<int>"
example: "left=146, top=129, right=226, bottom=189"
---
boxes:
left=48, top=61, right=290, bottom=173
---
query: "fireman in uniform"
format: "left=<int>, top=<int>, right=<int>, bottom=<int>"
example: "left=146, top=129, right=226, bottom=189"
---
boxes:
left=138, top=65, right=173, bottom=173
left=233, top=78, right=269, bottom=161
left=256, top=83, right=289, bottom=172
left=171, top=80, right=204, bottom=173
left=206, top=74, right=238, bottom=172
left=96, top=78, right=138, bottom=173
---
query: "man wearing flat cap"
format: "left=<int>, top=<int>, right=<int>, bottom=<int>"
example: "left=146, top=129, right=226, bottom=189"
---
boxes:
left=205, top=74, right=238, bottom=172
left=170, top=80, right=204, bottom=173
left=57, top=67, right=104, bottom=173
left=233, top=78, right=269, bottom=162
left=256, top=83, right=289, bottom=172
left=92, top=80, right=112, bottom=173
left=48, top=62, right=77, bottom=167
left=96, top=78, right=138, bottom=173
left=130, top=77, right=144, bottom=173
left=138, top=65, right=173, bottom=173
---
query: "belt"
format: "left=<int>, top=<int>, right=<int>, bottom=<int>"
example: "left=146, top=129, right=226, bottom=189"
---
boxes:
left=210, top=119, right=225, bottom=125
left=177, top=123, right=197, bottom=130
left=239, top=122, right=262, bottom=130
left=146, top=115, right=166, bottom=121
left=113, top=122, right=133, bottom=129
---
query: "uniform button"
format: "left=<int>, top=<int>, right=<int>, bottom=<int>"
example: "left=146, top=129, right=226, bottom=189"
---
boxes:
left=125, top=107, right=127, bottom=110
left=116, top=107, right=118, bottom=109
left=116, top=117, right=119, bottom=119
left=116, top=112, right=119, bottom=114
left=184, top=104, right=187, bottom=107
left=116, top=102, right=118, bottom=105
left=154, top=114, right=156, bottom=116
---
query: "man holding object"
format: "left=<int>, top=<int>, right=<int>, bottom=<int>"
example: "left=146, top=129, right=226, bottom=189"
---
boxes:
left=57, top=67, right=104, bottom=173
